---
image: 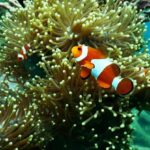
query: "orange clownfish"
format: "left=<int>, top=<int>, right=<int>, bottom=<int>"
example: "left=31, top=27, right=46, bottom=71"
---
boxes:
left=71, top=45, right=134, bottom=95
left=17, top=44, right=30, bottom=62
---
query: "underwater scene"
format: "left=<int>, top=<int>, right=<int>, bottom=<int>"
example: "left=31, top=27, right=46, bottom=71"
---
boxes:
left=0, top=0, right=150, bottom=150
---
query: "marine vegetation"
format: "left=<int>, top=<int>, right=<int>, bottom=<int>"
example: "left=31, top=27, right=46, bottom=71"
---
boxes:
left=121, top=0, right=150, bottom=21
left=0, top=0, right=150, bottom=149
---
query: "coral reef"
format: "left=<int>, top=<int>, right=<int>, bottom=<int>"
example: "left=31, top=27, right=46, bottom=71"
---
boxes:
left=0, top=0, right=150, bottom=149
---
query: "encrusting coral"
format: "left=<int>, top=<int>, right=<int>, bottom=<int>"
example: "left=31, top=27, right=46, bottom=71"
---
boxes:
left=0, top=0, right=150, bottom=149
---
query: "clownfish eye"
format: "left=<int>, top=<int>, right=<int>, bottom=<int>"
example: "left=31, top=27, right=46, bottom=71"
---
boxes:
left=78, top=47, right=82, bottom=51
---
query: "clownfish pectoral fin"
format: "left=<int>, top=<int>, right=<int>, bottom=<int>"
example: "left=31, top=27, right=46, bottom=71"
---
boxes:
left=81, top=61, right=94, bottom=70
left=97, top=79, right=111, bottom=89
left=80, top=67, right=91, bottom=79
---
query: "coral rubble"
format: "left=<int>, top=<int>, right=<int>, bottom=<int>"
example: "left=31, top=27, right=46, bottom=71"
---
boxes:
left=0, top=0, right=150, bottom=149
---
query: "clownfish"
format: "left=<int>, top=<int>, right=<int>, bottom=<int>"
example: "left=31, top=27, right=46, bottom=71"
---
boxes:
left=71, top=45, right=134, bottom=95
left=17, top=44, right=30, bottom=62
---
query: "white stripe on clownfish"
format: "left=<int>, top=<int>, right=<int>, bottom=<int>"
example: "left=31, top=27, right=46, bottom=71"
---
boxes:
left=91, top=58, right=113, bottom=79
left=112, top=76, right=123, bottom=91
left=17, top=53, right=24, bottom=60
left=22, top=46, right=27, bottom=55
left=75, top=45, right=88, bottom=62
left=17, top=44, right=30, bottom=62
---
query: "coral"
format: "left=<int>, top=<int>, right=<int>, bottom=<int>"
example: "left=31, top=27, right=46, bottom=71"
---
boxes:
left=0, top=0, right=150, bottom=149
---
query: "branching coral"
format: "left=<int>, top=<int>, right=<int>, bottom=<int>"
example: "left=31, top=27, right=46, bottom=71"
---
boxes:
left=0, top=0, right=150, bottom=149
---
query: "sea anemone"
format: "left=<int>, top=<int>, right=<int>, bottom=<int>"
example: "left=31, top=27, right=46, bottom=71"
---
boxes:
left=0, top=0, right=150, bottom=149
left=0, top=79, right=51, bottom=149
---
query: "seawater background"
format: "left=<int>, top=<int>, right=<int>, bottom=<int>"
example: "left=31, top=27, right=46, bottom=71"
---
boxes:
left=131, top=22, right=150, bottom=150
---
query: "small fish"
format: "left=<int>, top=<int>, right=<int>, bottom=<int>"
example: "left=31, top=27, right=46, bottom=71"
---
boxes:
left=71, top=45, right=134, bottom=95
left=17, top=44, right=30, bottom=62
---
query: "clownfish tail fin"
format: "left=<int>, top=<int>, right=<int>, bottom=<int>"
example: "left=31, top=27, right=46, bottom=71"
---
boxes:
left=112, top=76, right=134, bottom=95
